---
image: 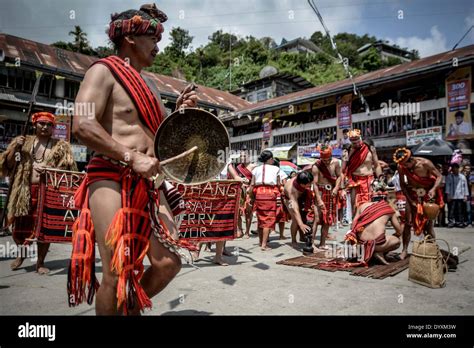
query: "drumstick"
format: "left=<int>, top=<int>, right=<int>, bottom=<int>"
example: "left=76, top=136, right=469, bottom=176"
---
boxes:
left=151, top=146, right=198, bottom=185
left=160, top=146, right=198, bottom=166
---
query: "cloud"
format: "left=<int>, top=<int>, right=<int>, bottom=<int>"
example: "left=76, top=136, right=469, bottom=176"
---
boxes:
left=465, top=14, right=474, bottom=41
left=387, top=26, right=448, bottom=58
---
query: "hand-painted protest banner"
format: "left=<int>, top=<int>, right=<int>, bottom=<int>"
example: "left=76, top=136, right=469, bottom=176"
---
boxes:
left=35, top=169, right=84, bottom=243
left=175, top=180, right=241, bottom=242
left=446, top=67, right=472, bottom=140
left=406, top=126, right=443, bottom=146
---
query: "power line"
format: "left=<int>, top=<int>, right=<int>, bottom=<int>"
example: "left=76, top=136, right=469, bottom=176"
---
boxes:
left=452, top=25, right=474, bottom=50
left=308, top=0, right=370, bottom=114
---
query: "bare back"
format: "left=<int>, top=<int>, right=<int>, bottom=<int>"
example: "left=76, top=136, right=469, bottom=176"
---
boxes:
left=358, top=202, right=392, bottom=241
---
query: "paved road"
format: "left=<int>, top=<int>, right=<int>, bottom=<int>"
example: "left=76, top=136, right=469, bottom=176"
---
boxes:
left=0, top=223, right=472, bottom=315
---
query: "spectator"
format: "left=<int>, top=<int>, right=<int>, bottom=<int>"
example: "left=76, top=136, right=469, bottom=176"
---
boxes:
left=445, top=163, right=469, bottom=228
left=462, top=164, right=473, bottom=226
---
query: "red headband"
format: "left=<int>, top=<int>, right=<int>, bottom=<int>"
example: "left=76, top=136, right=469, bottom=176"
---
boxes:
left=319, top=146, right=332, bottom=160
left=32, top=112, right=56, bottom=125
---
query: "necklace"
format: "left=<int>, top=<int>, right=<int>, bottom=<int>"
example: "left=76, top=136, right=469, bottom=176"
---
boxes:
left=32, top=137, right=51, bottom=163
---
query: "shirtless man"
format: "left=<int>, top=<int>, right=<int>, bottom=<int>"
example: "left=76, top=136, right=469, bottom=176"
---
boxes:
left=283, top=171, right=318, bottom=249
left=71, top=4, right=197, bottom=315
left=311, top=145, right=343, bottom=250
left=393, top=148, right=443, bottom=260
left=345, top=180, right=402, bottom=265
left=342, top=129, right=383, bottom=216
left=0, top=112, right=77, bottom=273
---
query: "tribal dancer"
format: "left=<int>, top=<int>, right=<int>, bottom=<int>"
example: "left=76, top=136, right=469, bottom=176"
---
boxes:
left=283, top=171, right=318, bottom=249
left=345, top=180, right=402, bottom=265
left=69, top=3, right=198, bottom=315
left=393, top=148, right=444, bottom=260
left=311, top=145, right=343, bottom=250
left=0, top=112, right=77, bottom=273
left=227, top=147, right=255, bottom=239
left=249, top=150, right=281, bottom=251
left=342, top=129, right=383, bottom=216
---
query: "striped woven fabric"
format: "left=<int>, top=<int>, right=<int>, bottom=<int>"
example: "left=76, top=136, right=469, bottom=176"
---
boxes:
left=12, top=184, right=39, bottom=245
left=91, top=55, right=164, bottom=134
left=177, top=181, right=241, bottom=241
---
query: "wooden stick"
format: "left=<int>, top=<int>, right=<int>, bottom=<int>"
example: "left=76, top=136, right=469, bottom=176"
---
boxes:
left=160, top=146, right=198, bottom=166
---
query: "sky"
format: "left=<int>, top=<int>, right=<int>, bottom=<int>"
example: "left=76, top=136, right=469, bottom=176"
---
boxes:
left=0, top=0, right=473, bottom=58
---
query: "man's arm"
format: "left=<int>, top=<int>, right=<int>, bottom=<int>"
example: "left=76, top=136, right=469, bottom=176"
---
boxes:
left=311, top=165, right=325, bottom=209
left=285, top=187, right=310, bottom=233
left=72, top=64, right=159, bottom=179
left=391, top=213, right=403, bottom=237
left=399, top=170, right=415, bottom=206
left=333, top=160, right=343, bottom=196
left=370, top=145, right=383, bottom=179
left=427, top=160, right=442, bottom=198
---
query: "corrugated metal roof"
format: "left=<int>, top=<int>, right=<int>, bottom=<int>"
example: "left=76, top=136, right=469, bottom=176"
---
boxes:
left=0, top=33, right=251, bottom=111
left=231, top=44, right=474, bottom=117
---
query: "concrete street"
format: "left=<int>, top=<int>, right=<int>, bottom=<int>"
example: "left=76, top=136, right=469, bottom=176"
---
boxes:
left=0, top=222, right=472, bottom=315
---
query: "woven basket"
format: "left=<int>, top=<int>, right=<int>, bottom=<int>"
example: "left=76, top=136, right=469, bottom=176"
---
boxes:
left=408, top=236, right=449, bottom=288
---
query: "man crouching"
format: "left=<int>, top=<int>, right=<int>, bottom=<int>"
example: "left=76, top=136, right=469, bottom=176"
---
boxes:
left=345, top=180, right=402, bottom=265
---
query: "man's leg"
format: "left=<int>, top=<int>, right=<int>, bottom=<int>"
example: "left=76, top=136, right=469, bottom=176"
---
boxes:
left=351, top=188, right=357, bottom=217
left=214, top=241, right=229, bottom=266
left=374, top=235, right=401, bottom=264
left=36, top=242, right=50, bottom=274
left=127, top=193, right=182, bottom=315
left=317, top=224, right=329, bottom=249
left=447, top=200, right=455, bottom=227
left=89, top=180, right=122, bottom=315
left=261, top=227, right=271, bottom=251
left=290, top=221, right=298, bottom=248
left=400, top=203, right=413, bottom=260
left=279, top=221, right=286, bottom=239
left=244, top=205, right=252, bottom=238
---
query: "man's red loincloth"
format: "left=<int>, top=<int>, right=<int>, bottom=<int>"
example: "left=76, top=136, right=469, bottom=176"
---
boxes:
left=275, top=190, right=289, bottom=223
left=398, top=165, right=444, bottom=235
left=345, top=200, right=394, bottom=265
left=254, top=185, right=279, bottom=229
left=318, top=184, right=337, bottom=226
left=352, top=174, right=374, bottom=207
left=12, top=184, right=39, bottom=245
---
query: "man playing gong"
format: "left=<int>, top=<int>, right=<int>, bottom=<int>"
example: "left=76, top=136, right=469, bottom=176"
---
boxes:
left=393, top=148, right=444, bottom=260
left=70, top=3, right=198, bottom=315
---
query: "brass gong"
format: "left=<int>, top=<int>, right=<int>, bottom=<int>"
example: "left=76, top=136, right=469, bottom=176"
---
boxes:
left=154, top=108, right=230, bottom=184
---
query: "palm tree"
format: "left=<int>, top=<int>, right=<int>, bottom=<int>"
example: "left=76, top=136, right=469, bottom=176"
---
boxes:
left=68, top=26, right=90, bottom=53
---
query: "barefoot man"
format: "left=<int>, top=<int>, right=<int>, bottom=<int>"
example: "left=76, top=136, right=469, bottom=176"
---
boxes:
left=393, top=148, right=444, bottom=260
left=345, top=180, right=402, bottom=265
left=311, top=145, right=343, bottom=250
left=0, top=112, right=77, bottom=274
left=283, top=171, right=318, bottom=249
left=342, top=129, right=383, bottom=216
left=68, top=3, right=198, bottom=315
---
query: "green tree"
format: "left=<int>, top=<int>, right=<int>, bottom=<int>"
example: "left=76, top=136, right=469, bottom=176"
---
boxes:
left=166, top=27, right=194, bottom=58
left=68, top=25, right=93, bottom=54
left=360, top=47, right=383, bottom=71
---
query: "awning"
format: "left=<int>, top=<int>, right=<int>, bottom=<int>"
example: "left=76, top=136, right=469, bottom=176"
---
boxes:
left=265, top=142, right=297, bottom=160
